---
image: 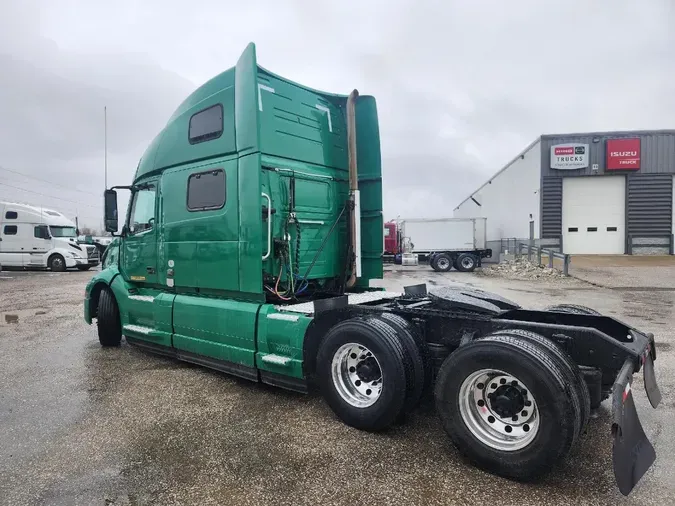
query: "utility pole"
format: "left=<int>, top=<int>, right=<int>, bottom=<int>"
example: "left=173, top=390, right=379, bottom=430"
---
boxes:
left=104, top=106, right=108, bottom=190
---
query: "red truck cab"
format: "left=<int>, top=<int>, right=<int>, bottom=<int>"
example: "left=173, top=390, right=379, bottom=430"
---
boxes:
left=384, top=221, right=399, bottom=255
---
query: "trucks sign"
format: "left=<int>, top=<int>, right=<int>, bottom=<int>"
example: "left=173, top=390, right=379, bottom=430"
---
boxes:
left=550, top=143, right=589, bottom=170
left=606, top=138, right=641, bottom=170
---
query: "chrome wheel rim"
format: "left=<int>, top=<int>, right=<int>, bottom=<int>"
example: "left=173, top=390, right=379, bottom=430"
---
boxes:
left=437, top=257, right=450, bottom=270
left=461, top=256, right=474, bottom=269
left=459, top=369, right=539, bottom=451
left=331, top=343, right=383, bottom=408
left=52, top=257, right=64, bottom=269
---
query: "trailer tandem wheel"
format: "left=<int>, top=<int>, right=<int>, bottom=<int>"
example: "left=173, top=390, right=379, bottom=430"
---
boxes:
left=316, top=317, right=409, bottom=431
left=434, top=332, right=580, bottom=480
left=432, top=253, right=453, bottom=272
left=455, top=253, right=477, bottom=273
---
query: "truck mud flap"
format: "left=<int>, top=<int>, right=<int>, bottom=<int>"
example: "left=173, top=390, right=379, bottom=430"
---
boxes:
left=643, top=342, right=662, bottom=409
left=611, top=359, right=656, bottom=496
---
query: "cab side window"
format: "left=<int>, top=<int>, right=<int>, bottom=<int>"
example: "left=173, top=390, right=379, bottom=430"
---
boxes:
left=128, top=185, right=157, bottom=235
left=187, top=169, right=225, bottom=211
left=34, top=225, right=50, bottom=239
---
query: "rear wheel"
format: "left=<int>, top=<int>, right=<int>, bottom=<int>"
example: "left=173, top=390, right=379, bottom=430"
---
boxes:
left=433, top=253, right=452, bottom=272
left=372, top=314, right=426, bottom=412
left=97, top=288, right=122, bottom=347
left=48, top=254, right=66, bottom=272
left=456, top=253, right=477, bottom=272
left=317, top=317, right=408, bottom=431
left=434, top=332, right=580, bottom=480
left=489, top=328, right=590, bottom=433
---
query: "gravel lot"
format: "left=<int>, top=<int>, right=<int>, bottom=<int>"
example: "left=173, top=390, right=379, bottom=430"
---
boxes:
left=568, top=255, right=675, bottom=289
left=0, top=266, right=674, bottom=506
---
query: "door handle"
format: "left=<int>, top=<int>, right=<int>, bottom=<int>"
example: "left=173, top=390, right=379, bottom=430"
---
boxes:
left=146, top=266, right=156, bottom=274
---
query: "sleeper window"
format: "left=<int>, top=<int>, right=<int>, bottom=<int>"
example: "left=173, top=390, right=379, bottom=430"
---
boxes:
left=5, top=211, right=17, bottom=219
left=187, top=169, right=226, bottom=211
left=3, top=225, right=17, bottom=235
left=189, top=104, right=223, bottom=144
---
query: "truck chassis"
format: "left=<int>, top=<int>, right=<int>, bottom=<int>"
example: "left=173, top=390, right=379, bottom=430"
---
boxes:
left=96, top=282, right=661, bottom=496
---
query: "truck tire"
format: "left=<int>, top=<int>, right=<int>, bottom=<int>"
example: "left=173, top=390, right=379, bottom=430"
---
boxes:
left=77, top=266, right=92, bottom=271
left=434, top=332, right=580, bottom=481
left=455, top=253, right=477, bottom=273
left=97, top=288, right=122, bottom=347
left=488, top=328, right=590, bottom=434
left=433, top=253, right=452, bottom=272
left=544, top=304, right=601, bottom=316
left=48, top=254, right=66, bottom=272
left=316, top=317, right=408, bottom=431
left=373, top=314, right=427, bottom=411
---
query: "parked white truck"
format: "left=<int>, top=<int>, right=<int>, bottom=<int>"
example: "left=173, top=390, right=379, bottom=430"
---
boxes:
left=0, top=202, right=100, bottom=271
left=399, top=217, right=491, bottom=272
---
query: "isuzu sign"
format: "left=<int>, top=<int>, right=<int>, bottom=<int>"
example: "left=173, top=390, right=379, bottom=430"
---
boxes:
left=550, top=143, right=589, bottom=170
left=607, top=138, right=641, bottom=170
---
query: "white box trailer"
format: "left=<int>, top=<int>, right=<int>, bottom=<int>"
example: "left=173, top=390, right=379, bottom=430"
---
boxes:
left=400, top=218, right=491, bottom=272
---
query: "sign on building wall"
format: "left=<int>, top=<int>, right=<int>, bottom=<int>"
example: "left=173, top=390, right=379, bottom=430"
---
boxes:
left=606, top=138, right=641, bottom=170
left=550, top=143, right=590, bottom=170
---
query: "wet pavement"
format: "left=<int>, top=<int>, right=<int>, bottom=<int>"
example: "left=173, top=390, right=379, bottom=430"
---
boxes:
left=0, top=267, right=674, bottom=505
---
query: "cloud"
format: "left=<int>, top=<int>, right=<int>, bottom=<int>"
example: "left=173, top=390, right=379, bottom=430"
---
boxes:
left=1, top=0, right=673, bottom=228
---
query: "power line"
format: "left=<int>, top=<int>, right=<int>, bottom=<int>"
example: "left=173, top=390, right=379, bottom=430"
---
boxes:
left=0, top=165, right=99, bottom=197
left=0, top=181, right=99, bottom=209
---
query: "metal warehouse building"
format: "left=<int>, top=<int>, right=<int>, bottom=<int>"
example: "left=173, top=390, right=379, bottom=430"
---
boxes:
left=454, top=129, right=675, bottom=255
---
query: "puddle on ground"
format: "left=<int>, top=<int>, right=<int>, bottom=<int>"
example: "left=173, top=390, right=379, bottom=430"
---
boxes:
left=0, top=308, right=49, bottom=326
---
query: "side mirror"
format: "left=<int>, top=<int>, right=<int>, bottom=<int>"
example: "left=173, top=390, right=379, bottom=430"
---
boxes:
left=104, top=189, right=118, bottom=233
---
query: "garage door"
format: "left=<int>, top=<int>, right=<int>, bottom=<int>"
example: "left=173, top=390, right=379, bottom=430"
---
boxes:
left=562, top=176, right=625, bottom=254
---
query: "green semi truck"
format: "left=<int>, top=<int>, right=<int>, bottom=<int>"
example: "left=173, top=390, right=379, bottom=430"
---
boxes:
left=84, top=43, right=661, bottom=496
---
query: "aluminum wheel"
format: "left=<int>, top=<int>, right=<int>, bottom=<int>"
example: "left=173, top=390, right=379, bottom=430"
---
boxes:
left=436, top=257, right=450, bottom=270
left=459, top=369, right=539, bottom=451
left=461, top=256, right=475, bottom=270
left=331, top=343, right=383, bottom=408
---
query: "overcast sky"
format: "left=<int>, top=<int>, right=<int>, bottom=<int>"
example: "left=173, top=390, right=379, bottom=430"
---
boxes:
left=1, top=0, right=674, bottom=229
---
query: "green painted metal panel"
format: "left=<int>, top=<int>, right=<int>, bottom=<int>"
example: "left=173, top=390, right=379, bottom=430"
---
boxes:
left=260, top=155, right=346, bottom=284
left=234, top=43, right=260, bottom=155
left=257, top=69, right=348, bottom=171
left=154, top=86, right=236, bottom=172
left=172, top=295, right=259, bottom=367
left=238, top=153, right=263, bottom=295
left=108, top=276, right=174, bottom=348
left=355, top=96, right=384, bottom=284
left=256, top=306, right=312, bottom=379
left=160, top=157, right=240, bottom=292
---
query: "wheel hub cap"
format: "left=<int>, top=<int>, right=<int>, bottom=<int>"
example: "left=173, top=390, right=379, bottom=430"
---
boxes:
left=331, top=343, right=383, bottom=408
left=490, top=385, right=525, bottom=418
left=459, top=369, right=539, bottom=451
